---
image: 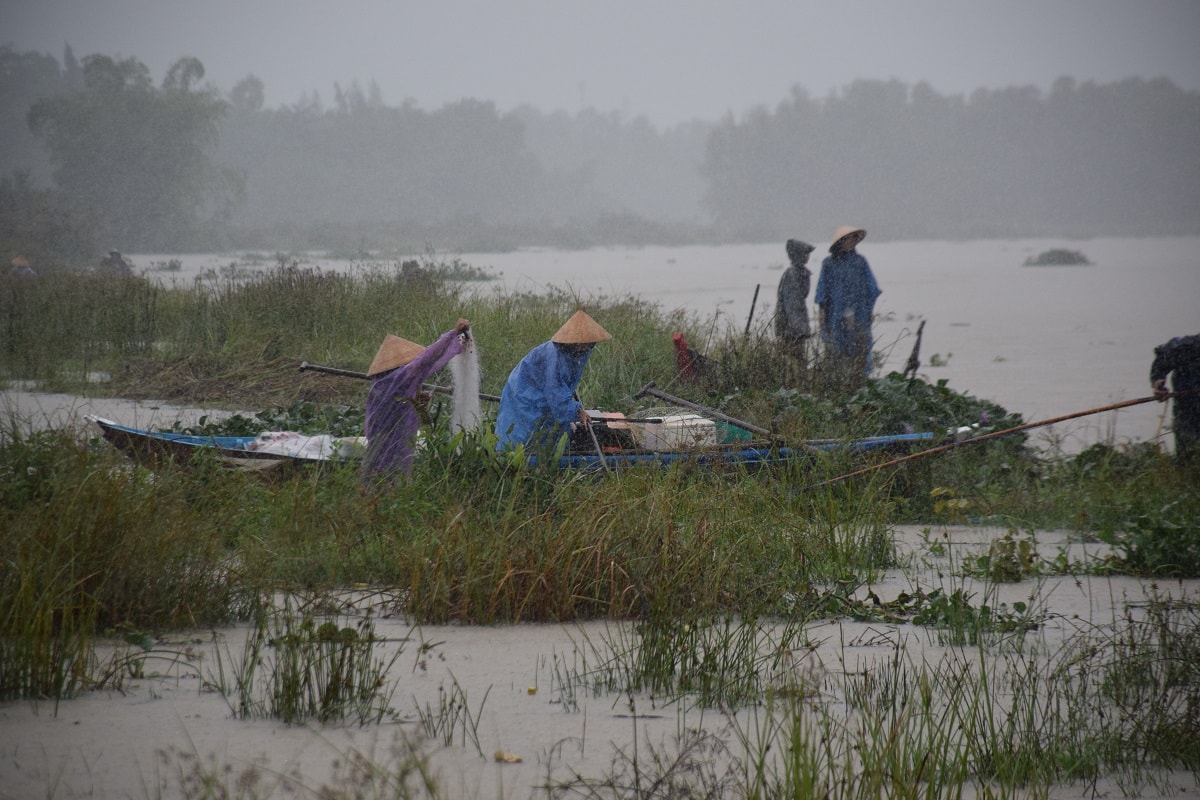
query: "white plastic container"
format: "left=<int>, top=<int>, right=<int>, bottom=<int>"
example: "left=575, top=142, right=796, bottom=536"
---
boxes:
left=631, top=414, right=717, bottom=451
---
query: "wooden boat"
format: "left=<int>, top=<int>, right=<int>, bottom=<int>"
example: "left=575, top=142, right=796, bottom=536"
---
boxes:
left=88, top=416, right=362, bottom=473
left=91, top=415, right=933, bottom=474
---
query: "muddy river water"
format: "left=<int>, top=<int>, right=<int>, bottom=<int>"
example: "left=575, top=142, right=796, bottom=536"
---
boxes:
left=1, top=526, right=1195, bottom=799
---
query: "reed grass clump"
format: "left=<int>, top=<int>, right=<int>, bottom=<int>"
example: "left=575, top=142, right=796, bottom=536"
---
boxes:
left=413, top=672, right=490, bottom=754
left=723, top=592, right=1200, bottom=798
left=215, top=595, right=406, bottom=725
left=1, top=270, right=160, bottom=384
left=0, top=428, right=255, bottom=699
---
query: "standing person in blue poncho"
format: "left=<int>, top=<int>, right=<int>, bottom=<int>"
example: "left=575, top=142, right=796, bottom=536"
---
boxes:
left=815, top=225, right=881, bottom=380
left=495, top=309, right=611, bottom=452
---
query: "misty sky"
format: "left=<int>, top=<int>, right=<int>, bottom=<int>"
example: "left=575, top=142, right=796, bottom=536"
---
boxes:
left=4, top=0, right=1200, bottom=127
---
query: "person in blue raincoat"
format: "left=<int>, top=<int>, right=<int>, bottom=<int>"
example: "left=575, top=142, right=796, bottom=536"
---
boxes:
left=815, top=225, right=881, bottom=377
left=494, top=309, right=611, bottom=451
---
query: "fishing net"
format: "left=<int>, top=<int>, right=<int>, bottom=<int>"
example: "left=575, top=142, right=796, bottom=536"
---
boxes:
left=449, top=337, right=483, bottom=433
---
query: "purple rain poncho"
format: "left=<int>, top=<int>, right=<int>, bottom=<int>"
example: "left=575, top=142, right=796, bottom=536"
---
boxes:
left=363, top=328, right=463, bottom=480
left=814, top=249, right=881, bottom=368
left=494, top=341, right=592, bottom=450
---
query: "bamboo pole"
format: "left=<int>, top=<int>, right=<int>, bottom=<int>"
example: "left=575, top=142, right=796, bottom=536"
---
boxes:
left=634, top=381, right=776, bottom=439
left=298, top=361, right=501, bottom=402
left=805, top=393, right=1174, bottom=491
left=744, top=283, right=760, bottom=338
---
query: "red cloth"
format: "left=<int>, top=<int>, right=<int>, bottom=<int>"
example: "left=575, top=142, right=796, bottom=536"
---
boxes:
left=673, top=332, right=696, bottom=379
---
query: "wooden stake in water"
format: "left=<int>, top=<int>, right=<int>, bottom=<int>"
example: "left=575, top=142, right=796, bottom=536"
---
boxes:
left=744, top=283, right=760, bottom=338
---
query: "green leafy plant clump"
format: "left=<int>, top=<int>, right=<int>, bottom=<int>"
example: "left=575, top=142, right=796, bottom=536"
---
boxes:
left=212, top=596, right=406, bottom=725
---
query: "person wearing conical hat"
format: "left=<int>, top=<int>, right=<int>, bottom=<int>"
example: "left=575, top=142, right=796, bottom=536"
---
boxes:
left=814, top=225, right=881, bottom=379
left=363, top=317, right=470, bottom=481
left=10, top=255, right=36, bottom=277
left=494, top=309, right=611, bottom=451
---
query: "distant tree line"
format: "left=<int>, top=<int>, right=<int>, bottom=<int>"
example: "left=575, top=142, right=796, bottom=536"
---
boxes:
left=2, top=45, right=1197, bottom=263
left=702, top=78, right=1200, bottom=241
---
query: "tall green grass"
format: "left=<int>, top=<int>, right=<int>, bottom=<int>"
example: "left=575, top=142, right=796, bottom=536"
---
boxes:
left=3, top=256, right=1199, bottom=710
left=212, top=594, right=407, bottom=725
left=2, top=270, right=160, bottom=383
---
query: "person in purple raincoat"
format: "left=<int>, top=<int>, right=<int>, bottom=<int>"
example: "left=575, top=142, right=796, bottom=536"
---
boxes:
left=363, top=318, right=470, bottom=482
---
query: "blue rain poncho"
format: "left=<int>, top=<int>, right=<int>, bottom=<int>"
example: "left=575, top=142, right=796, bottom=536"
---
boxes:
left=814, top=249, right=881, bottom=367
left=494, top=341, right=593, bottom=449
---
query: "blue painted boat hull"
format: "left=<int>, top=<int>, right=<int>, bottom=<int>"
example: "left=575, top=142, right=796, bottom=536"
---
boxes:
left=90, top=416, right=934, bottom=473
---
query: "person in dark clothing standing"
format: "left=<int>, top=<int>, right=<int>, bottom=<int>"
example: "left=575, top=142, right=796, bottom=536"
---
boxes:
left=774, top=239, right=815, bottom=359
left=1150, top=334, right=1200, bottom=458
left=99, top=250, right=132, bottom=275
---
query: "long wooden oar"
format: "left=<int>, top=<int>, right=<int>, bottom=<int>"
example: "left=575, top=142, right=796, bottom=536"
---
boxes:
left=298, top=360, right=501, bottom=402
left=804, top=393, right=1173, bottom=491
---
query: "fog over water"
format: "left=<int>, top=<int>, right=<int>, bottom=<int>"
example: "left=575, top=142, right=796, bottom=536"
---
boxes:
left=4, top=1, right=1198, bottom=253
left=4, top=7, right=1200, bottom=797
left=5, top=0, right=1199, bottom=127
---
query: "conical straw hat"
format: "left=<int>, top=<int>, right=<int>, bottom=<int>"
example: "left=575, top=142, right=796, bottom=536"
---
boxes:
left=829, top=225, right=866, bottom=252
left=367, top=334, right=425, bottom=376
left=551, top=310, right=612, bottom=344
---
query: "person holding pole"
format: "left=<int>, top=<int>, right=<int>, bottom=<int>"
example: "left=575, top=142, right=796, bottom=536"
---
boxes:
left=1150, top=333, right=1200, bottom=459
left=363, top=318, right=471, bottom=482
left=494, top=309, right=611, bottom=453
